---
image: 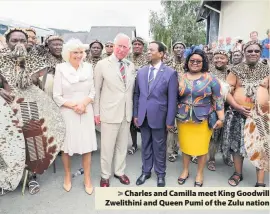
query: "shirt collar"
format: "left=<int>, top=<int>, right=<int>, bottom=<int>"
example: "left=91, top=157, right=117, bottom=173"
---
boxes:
left=68, top=61, right=84, bottom=71
left=149, top=60, right=162, bottom=70
left=111, top=53, right=122, bottom=63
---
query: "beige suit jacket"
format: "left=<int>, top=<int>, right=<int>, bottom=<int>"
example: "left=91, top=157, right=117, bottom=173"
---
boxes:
left=93, top=55, right=136, bottom=123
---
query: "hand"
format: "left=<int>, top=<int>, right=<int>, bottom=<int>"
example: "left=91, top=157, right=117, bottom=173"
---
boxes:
left=94, top=115, right=100, bottom=125
left=0, top=88, right=13, bottom=104
left=166, top=125, right=174, bottom=131
left=235, top=105, right=251, bottom=118
left=68, top=102, right=77, bottom=109
left=213, top=120, right=223, bottom=129
left=88, top=98, right=94, bottom=104
left=134, top=118, right=139, bottom=127
left=74, top=103, right=86, bottom=115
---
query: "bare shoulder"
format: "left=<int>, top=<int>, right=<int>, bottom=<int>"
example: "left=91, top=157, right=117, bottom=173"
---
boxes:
left=260, top=76, right=270, bottom=89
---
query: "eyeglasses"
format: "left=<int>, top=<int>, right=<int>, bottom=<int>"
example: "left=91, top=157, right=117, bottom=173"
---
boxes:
left=247, top=50, right=260, bottom=53
left=189, top=59, right=203, bottom=64
left=105, top=45, right=113, bottom=48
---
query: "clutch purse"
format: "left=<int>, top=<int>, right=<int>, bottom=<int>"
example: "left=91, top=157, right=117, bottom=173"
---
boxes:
left=208, top=111, right=218, bottom=129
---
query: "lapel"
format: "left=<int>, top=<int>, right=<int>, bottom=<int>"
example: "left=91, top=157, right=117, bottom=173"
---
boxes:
left=148, top=63, right=165, bottom=96
left=143, top=65, right=150, bottom=93
left=124, top=60, right=133, bottom=91
left=108, top=56, right=125, bottom=91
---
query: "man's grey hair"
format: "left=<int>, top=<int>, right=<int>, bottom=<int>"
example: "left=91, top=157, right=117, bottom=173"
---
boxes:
left=114, top=33, right=131, bottom=48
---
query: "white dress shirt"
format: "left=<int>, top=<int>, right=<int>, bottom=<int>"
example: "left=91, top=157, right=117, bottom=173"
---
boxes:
left=148, top=60, right=162, bottom=81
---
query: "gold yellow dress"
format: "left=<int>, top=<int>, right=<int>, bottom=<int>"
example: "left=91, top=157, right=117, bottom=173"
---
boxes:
left=178, top=120, right=212, bottom=156
left=177, top=73, right=224, bottom=156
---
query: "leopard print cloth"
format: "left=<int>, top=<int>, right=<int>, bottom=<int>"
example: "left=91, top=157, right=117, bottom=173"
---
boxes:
left=38, top=51, right=64, bottom=97
left=209, top=65, right=231, bottom=155
left=129, top=53, right=148, bottom=132
left=244, top=102, right=269, bottom=171
left=244, top=76, right=269, bottom=171
left=0, top=53, right=47, bottom=90
left=165, top=57, right=184, bottom=80
left=209, top=64, right=229, bottom=82
left=43, top=52, right=64, bottom=72
left=231, top=62, right=269, bottom=102
left=0, top=47, right=10, bottom=55
left=86, top=56, right=102, bottom=69
left=165, top=57, right=184, bottom=134
left=102, top=53, right=111, bottom=59
left=29, top=45, right=48, bottom=59
left=222, top=62, right=269, bottom=157
left=129, top=53, right=148, bottom=71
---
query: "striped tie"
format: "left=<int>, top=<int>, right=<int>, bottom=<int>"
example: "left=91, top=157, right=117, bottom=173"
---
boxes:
left=119, top=60, right=126, bottom=83
left=148, top=67, right=155, bottom=91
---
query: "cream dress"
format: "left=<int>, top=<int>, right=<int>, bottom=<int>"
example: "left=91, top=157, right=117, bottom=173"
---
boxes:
left=53, top=62, right=97, bottom=156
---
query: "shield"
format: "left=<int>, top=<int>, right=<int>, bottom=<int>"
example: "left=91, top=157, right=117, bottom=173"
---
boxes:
left=10, top=85, right=65, bottom=174
left=244, top=105, right=269, bottom=171
left=0, top=97, right=25, bottom=191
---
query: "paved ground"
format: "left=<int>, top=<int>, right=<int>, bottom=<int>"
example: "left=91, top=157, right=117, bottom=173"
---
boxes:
left=0, top=132, right=269, bottom=214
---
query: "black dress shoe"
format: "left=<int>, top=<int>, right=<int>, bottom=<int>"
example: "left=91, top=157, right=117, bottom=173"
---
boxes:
left=136, top=174, right=151, bottom=186
left=157, top=177, right=165, bottom=187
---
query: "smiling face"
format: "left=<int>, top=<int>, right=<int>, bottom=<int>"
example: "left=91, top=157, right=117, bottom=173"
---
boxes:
left=147, top=42, right=163, bottom=62
left=245, top=44, right=261, bottom=65
left=188, top=54, right=203, bottom=73
left=48, top=39, right=63, bottom=57
left=69, top=48, right=85, bottom=65
left=213, top=54, right=228, bottom=70
left=26, top=30, right=37, bottom=50
left=113, top=37, right=130, bottom=60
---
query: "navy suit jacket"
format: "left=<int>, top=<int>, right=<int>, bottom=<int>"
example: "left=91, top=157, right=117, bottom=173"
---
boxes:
left=133, top=63, right=178, bottom=129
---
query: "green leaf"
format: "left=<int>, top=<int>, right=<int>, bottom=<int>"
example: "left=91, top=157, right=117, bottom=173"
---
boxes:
left=150, top=0, right=206, bottom=50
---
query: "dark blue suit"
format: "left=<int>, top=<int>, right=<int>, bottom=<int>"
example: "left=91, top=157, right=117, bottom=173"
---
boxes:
left=133, top=63, right=178, bottom=177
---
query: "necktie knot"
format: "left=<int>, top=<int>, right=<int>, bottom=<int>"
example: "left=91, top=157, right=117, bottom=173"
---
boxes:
left=150, top=67, right=155, bottom=71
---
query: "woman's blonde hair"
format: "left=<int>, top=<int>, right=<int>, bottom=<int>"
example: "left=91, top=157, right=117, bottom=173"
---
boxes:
left=62, top=38, right=87, bottom=62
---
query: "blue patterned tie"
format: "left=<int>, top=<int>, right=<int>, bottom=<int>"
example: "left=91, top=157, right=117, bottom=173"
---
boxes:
left=148, top=67, right=155, bottom=91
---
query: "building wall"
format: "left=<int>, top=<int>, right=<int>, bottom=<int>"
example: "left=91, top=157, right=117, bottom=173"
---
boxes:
left=208, top=11, right=220, bottom=45
left=219, top=1, right=270, bottom=42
